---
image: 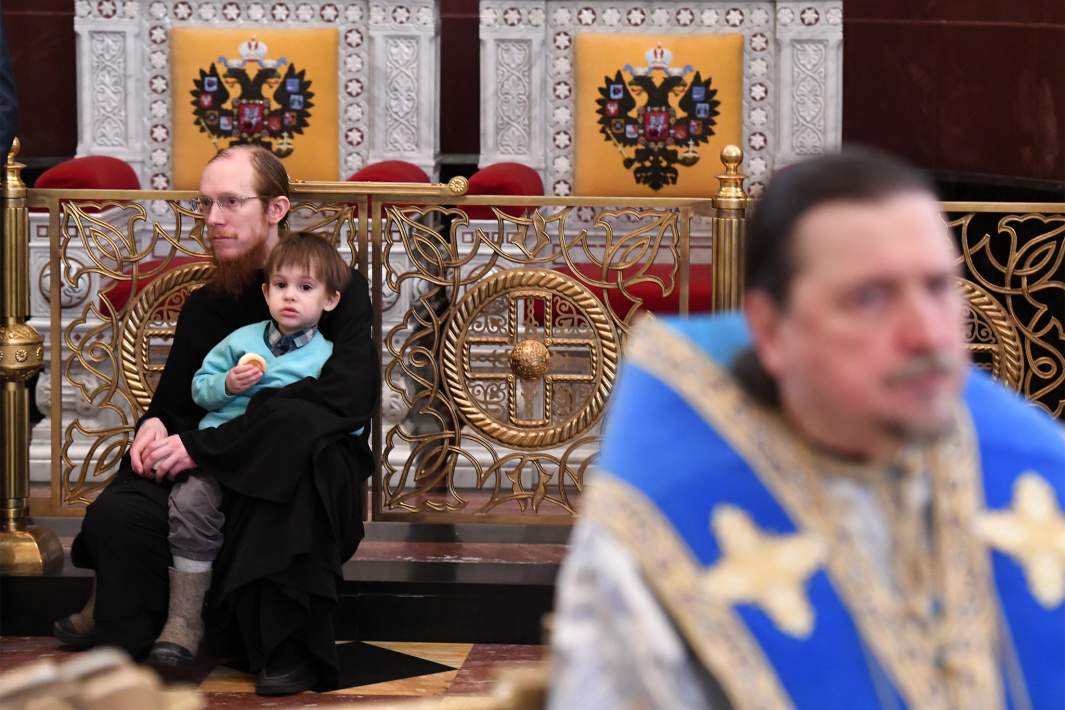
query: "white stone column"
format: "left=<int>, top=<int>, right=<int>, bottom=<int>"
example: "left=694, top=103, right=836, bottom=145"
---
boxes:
left=368, top=1, right=441, bottom=178
left=75, top=18, right=147, bottom=185
left=479, top=2, right=547, bottom=175
left=774, top=2, right=843, bottom=166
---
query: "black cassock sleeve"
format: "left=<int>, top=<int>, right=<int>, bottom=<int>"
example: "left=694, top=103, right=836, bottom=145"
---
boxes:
left=143, top=291, right=213, bottom=437
left=179, top=269, right=379, bottom=502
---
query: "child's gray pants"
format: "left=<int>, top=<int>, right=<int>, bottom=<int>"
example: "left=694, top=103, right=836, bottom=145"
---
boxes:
left=168, top=471, right=224, bottom=562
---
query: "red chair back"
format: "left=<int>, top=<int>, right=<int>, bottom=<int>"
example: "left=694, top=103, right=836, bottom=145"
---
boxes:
left=346, top=160, right=431, bottom=214
left=347, top=160, right=431, bottom=184
left=98, top=255, right=212, bottom=314
left=35, top=155, right=140, bottom=190
left=32, top=155, right=140, bottom=213
left=465, top=162, right=544, bottom=220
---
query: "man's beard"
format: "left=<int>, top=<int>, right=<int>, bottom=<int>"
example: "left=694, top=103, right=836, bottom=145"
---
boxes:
left=210, top=238, right=268, bottom=297
left=877, top=351, right=964, bottom=444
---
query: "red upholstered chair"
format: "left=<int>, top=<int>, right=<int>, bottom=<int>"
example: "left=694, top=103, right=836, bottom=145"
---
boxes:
left=98, top=255, right=213, bottom=315
left=35, top=155, right=141, bottom=190
left=347, top=160, right=432, bottom=215
left=30, top=155, right=170, bottom=314
left=32, top=155, right=140, bottom=215
left=34, top=155, right=140, bottom=191
left=464, top=162, right=544, bottom=219
left=347, top=160, right=430, bottom=184
left=550, top=262, right=713, bottom=318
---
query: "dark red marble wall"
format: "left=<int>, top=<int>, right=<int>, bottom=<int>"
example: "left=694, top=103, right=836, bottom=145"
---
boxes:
left=1, top=0, right=77, bottom=162
left=843, top=0, right=1065, bottom=182
left=440, top=0, right=480, bottom=156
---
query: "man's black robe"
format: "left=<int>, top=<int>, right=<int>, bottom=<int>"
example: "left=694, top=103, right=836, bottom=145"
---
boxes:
left=70, top=268, right=378, bottom=687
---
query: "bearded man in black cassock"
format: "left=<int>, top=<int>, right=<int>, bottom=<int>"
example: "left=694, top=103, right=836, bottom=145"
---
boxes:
left=53, top=145, right=378, bottom=696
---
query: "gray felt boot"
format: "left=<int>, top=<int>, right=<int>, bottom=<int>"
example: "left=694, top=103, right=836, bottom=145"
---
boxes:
left=147, top=568, right=211, bottom=668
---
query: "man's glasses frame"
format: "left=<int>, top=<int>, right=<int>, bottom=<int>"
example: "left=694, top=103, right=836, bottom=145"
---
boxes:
left=195, top=194, right=271, bottom=214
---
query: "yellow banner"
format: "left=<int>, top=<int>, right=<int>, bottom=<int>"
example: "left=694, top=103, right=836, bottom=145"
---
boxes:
left=575, top=33, right=743, bottom=197
left=170, top=28, right=339, bottom=188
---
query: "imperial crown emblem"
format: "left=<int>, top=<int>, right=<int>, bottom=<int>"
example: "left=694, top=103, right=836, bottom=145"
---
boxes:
left=190, top=38, right=314, bottom=158
left=596, top=43, right=721, bottom=190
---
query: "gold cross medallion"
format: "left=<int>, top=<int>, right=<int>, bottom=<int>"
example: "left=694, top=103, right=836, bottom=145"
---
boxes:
left=702, top=505, right=826, bottom=638
left=974, top=472, right=1065, bottom=609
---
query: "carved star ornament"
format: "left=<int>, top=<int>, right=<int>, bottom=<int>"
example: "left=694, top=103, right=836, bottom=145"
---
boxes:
left=702, top=505, right=826, bottom=638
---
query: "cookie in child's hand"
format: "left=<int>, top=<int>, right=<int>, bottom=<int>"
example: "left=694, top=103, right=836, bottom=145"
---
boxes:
left=238, top=352, right=267, bottom=373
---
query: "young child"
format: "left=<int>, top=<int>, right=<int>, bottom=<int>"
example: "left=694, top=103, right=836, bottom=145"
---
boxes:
left=148, top=231, right=351, bottom=666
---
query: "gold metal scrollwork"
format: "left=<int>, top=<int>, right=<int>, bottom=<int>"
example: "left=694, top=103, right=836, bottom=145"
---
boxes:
left=120, top=262, right=215, bottom=412
left=949, top=210, right=1064, bottom=417
left=960, top=279, right=1023, bottom=391
left=442, top=268, right=619, bottom=449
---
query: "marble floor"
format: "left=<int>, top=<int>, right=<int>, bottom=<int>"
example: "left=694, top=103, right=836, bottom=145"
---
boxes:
left=0, top=636, right=545, bottom=707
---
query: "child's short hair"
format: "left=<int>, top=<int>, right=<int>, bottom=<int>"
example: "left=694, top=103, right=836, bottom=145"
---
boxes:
left=263, top=231, right=351, bottom=294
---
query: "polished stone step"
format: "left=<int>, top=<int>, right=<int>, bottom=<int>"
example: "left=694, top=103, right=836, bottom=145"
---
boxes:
left=2, top=518, right=568, bottom=645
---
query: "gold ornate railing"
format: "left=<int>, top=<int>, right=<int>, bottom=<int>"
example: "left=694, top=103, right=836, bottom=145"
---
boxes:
left=944, top=202, right=1064, bottom=418
left=0, top=140, right=748, bottom=553
left=1, top=136, right=1061, bottom=573
left=373, top=193, right=719, bottom=522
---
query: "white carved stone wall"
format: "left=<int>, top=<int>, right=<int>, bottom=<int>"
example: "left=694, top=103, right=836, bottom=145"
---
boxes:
left=479, top=14, right=546, bottom=172
left=369, top=6, right=440, bottom=172
left=73, top=0, right=442, bottom=185
left=775, top=2, right=842, bottom=166
left=479, top=0, right=843, bottom=196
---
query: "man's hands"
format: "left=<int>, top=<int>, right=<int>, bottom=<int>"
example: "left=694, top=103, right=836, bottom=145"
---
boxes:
left=226, top=364, right=263, bottom=395
left=131, top=417, right=196, bottom=482
left=130, top=417, right=167, bottom=476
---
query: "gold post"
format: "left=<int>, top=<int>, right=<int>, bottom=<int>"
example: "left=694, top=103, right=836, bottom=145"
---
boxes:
left=711, top=145, right=749, bottom=312
left=0, top=138, right=62, bottom=575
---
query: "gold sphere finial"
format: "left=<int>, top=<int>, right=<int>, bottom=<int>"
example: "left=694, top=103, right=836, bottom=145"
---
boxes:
left=509, top=339, right=552, bottom=380
left=714, top=144, right=747, bottom=206
left=447, top=175, right=469, bottom=196
left=720, top=144, right=742, bottom=172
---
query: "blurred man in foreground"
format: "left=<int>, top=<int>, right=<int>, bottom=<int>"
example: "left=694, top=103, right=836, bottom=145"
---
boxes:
left=549, top=148, right=1065, bottom=709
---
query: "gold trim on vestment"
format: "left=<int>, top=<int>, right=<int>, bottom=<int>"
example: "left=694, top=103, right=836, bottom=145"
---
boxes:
left=584, top=476, right=796, bottom=710
left=975, top=472, right=1065, bottom=610
left=703, top=504, right=826, bottom=639
left=615, top=318, right=1003, bottom=709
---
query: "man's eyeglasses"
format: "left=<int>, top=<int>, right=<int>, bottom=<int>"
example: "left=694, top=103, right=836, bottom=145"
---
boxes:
left=195, top=195, right=268, bottom=213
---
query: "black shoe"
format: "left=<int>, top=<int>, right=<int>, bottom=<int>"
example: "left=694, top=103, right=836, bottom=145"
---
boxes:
left=52, top=615, right=96, bottom=650
left=255, top=649, right=317, bottom=696
left=147, top=641, right=195, bottom=668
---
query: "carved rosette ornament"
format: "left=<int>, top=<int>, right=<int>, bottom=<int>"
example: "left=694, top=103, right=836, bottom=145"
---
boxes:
left=442, top=268, right=619, bottom=449
left=447, top=175, right=469, bottom=195
left=0, top=323, right=45, bottom=382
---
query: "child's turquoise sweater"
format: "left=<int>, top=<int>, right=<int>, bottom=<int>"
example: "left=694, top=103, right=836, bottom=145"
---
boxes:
left=192, top=320, right=332, bottom=430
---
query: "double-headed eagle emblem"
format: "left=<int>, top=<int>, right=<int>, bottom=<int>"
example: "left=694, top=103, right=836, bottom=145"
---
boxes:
left=596, top=44, right=720, bottom=190
left=191, top=38, right=313, bottom=158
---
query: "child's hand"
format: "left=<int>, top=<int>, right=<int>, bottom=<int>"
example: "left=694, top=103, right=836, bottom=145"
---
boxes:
left=226, top=364, right=263, bottom=394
